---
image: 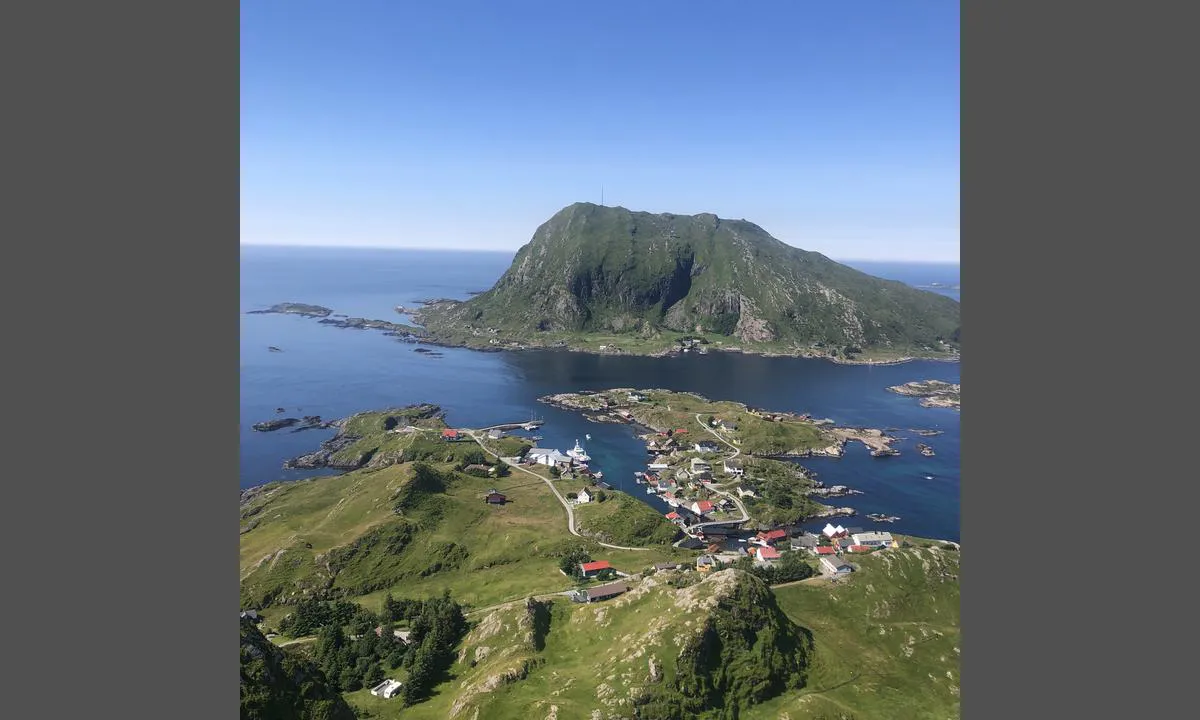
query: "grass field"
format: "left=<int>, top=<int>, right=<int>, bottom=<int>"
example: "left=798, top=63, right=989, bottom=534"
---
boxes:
left=744, top=546, right=961, bottom=720
left=572, top=490, right=680, bottom=546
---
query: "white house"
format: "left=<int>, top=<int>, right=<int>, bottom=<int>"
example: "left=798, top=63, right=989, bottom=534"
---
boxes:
left=735, top=486, right=758, bottom=498
left=487, top=429, right=506, bottom=440
left=850, top=531, right=895, bottom=548
left=577, top=488, right=592, bottom=504
left=526, top=448, right=573, bottom=467
left=369, top=679, right=403, bottom=699
left=693, top=441, right=720, bottom=453
left=723, top=458, right=744, bottom=476
left=822, top=523, right=848, bottom=538
left=648, top=462, right=671, bottom=471
left=819, top=556, right=853, bottom=576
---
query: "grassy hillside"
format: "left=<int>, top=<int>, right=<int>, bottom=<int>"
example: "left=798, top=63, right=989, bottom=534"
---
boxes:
left=241, top=407, right=689, bottom=613
left=745, top=545, right=961, bottom=720
left=417, top=203, right=960, bottom=360
left=572, top=490, right=681, bottom=546
left=347, top=569, right=813, bottom=720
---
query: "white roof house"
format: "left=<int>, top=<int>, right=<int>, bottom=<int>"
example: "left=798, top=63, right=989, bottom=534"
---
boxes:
left=850, top=531, right=894, bottom=547
left=577, top=488, right=592, bottom=503
left=820, top=556, right=853, bottom=575
left=527, top=448, right=572, bottom=466
left=369, top=679, right=403, bottom=699
left=822, top=523, right=848, bottom=538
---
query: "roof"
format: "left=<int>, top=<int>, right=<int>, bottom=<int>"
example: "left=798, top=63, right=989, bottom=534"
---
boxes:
left=441, top=429, right=458, bottom=437
left=587, top=581, right=628, bottom=600
left=693, top=500, right=715, bottom=512
left=580, top=560, right=611, bottom=572
left=851, top=531, right=894, bottom=544
left=791, top=535, right=818, bottom=547
left=822, top=523, right=848, bottom=537
left=724, top=457, right=743, bottom=467
left=815, top=546, right=837, bottom=555
left=758, top=546, right=782, bottom=559
left=665, top=511, right=680, bottom=520
left=696, top=555, right=715, bottom=565
left=821, top=556, right=851, bottom=570
left=757, top=529, right=787, bottom=541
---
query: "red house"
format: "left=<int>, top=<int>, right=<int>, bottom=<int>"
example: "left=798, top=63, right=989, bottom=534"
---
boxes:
left=664, top=511, right=681, bottom=521
left=580, top=560, right=612, bottom=577
left=442, top=429, right=459, bottom=440
left=815, top=546, right=837, bottom=555
left=484, top=491, right=506, bottom=505
left=757, top=546, right=782, bottom=560
left=756, top=529, right=788, bottom=544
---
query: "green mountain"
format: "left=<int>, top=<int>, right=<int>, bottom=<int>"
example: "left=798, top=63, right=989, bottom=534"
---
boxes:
left=241, top=618, right=357, bottom=720
left=417, top=203, right=960, bottom=356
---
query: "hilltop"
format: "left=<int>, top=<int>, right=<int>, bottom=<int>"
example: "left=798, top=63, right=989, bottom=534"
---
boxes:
left=416, top=203, right=961, bottom=361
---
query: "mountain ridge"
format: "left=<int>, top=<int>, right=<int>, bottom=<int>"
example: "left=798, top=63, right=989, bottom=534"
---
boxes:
left=416, top=203, right=960, bottom=360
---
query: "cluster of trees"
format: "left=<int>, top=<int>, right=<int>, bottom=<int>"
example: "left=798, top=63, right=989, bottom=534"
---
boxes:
left=277, top=598, right=363, bottom=638
left=276, top=590, right=470, bottom=707
left=311, top=621, right=400, bottom=695
left=558, top=546, right=591, bottom=580
left=730, top=551, right=815, bottom=584
left=383, top=591, right=469, bottom=705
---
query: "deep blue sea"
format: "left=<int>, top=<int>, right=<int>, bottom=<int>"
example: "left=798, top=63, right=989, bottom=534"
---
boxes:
left=241, top=246, right=961, bottom=541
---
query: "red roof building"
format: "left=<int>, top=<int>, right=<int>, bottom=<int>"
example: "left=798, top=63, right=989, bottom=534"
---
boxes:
left=758, top=546, right=782, bottom=560
left=815, top=546, right=837, bottom=555
left=756, top=529, right=787, bottom=543
left=442, top=429, right=459, bottom=439
left=664, top=511, right=680, bottom=520
left=580, top=561, right=612, bottom=575
left=675, top=429, right=688, bottom=434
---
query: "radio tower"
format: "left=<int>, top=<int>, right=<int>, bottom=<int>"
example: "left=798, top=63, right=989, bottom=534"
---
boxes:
left=601, top=185, right=605, bottom=206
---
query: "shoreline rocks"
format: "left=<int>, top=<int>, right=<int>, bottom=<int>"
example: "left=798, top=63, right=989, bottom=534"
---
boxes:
left=888, top=380, right=961, bottom=410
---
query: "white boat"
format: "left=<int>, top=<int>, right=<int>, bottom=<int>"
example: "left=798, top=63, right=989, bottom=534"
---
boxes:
left=567, top=439, right=591, bottom=463
left=585, top=433, right=592, bottom=440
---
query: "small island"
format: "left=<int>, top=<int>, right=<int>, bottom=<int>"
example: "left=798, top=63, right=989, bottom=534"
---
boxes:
left=247, top=302, right=333, bottom=318
left=888, top=380, right=961, bottom=410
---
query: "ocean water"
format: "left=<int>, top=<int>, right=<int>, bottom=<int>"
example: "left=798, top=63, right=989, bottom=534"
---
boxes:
left=240, top=246, right=961, bottom=541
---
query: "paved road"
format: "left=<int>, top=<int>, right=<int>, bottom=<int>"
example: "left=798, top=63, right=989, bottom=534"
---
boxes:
left=466, top=431, right=647, bottom=552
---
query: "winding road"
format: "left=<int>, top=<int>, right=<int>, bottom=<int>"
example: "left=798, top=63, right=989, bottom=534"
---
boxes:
left=465, top=431, right=648, bottom=552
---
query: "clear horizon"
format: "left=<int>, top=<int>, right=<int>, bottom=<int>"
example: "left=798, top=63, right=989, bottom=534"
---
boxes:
left=242, top=1, right=959, bottom=263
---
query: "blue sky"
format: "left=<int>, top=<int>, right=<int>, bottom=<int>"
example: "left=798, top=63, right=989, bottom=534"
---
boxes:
left=241, top=1, right=959, bottom=262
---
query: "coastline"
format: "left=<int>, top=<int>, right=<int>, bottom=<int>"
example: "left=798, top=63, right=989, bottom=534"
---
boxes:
left=247, top=304, right=960, bottom=367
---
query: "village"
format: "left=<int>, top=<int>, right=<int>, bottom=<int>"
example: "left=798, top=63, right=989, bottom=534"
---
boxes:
left=470, top=389, right=908, bottom=597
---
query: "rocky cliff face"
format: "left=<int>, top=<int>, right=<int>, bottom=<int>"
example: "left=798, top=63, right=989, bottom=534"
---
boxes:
left=418, top=203, right=960, bottom=352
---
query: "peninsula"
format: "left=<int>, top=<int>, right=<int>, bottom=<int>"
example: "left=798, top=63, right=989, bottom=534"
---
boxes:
left=414, top=202, right=961, bottom=363
left=888, top=380, right=961, bottom=410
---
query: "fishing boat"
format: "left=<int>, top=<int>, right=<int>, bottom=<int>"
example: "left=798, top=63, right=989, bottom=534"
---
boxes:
left=585, top=433, right=592, bottom=440
left=530, top=435, right=543, bottom=441
left=567, top=439, right=591, bottom=463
